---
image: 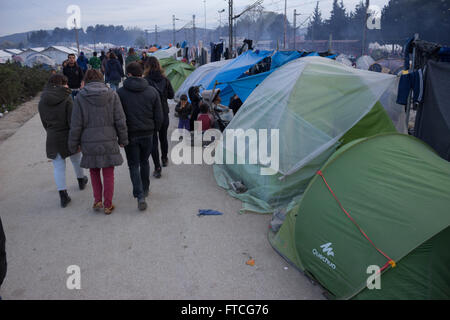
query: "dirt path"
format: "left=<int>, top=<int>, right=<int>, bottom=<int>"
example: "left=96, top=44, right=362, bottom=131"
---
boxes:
left=0, top=94, right=42, bottom=144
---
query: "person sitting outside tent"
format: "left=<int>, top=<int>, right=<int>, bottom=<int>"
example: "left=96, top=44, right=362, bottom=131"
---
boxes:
left=126, top=48, right=140, bottom=66
left=229, top=94, right=243, bottom=115
left=77, top=52, right=89, bottom=73
left=197, top=102, right=214, bottom=132
left=89, top=52, right=102, bottom=71
left=175, top=94, right=192, bottom=131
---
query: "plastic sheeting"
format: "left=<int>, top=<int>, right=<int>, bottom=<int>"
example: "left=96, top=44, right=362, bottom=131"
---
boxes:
left=25, top=53, right=56, bottom=67
left=213, top=57, right=397, bottom=213
left=356, top=55, right=375, bottom=70
left=221, top=56, right=396, bottom=176
left=151, top=47, right=180, bottom=60
left=174, top=59, right=231, bottom=101
left=270, top=51, right=302, bottom=70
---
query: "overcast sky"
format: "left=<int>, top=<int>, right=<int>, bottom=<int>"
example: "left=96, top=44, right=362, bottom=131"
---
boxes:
left=0, top=0, right=390, bottom=37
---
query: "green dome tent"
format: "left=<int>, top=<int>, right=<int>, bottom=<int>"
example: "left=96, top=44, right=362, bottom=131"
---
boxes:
left=269, top=133, right=450, bottom=299
left=213, top=56, right=398, bottom=214
left=159, top=57, right=195, bottom=92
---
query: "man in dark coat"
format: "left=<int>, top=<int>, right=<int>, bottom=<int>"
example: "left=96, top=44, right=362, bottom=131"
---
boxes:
left=117, top=62, right=163, bottom=210
left=38, top=74, right=88, bottom=208
left=63, top=53, right=84, bottom=99
left=105, top=52, right=124, bottom=91
left=188, top=85, right=202, bottom=132
left=144, top=57, right=175, bottom=178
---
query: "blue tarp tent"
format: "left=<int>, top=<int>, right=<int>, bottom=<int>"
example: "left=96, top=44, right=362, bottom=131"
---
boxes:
left=197, top=50, right=273, bottom=105
left=270, top=51, right=303, bottom=69
left=227, top=71, right=274, bottom=103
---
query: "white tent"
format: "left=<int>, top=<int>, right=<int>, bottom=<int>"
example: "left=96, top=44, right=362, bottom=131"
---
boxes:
left=356, top=55, right=375, bottom=70
left=40, top=46, right=77, bottom=65
left=151, top=47, right=181, bottom=60
left=25, top=53, right=57, bottom=68
left=17, top=48, right=46, bottom=61
left=0, top=50, right=12, bottom=63
left=4, top=49, right=22, bottom=55
left=335, top=54, right=353, bottom=67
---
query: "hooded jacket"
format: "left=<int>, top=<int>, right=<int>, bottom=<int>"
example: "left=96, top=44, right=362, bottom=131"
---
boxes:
left=38, top=84, right=74, bottom=159
left=68, top=81, right=128, bottom=169
left=145, top=71, right=174, bottom=115
left=117, top=77, right=163, bottom=138
left=106, top=58, right=124, bottom=83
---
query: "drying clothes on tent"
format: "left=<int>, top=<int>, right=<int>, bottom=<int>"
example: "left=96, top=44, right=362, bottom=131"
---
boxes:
left=396, top=69, right=423, bottom=105
left=413, top=60, right=450, bottom=161
left=210, top=42, right=224, bottom=62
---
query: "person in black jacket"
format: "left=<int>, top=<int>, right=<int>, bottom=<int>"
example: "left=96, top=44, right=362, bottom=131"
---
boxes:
left=0, top=216, right=6, bottom=292
left=175, top=94, right=192, bottom=130
left=105, top=52, right=124, bottom=91
left=63, top=53, right=84, bottom=99
left=117, top=62, right=163, bottom=210
left=188, top=85, right=202, bottom=132
left=144, top=57, right=175, bottom=178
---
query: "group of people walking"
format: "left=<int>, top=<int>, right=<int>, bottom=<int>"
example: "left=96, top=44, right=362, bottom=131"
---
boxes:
left=39, top=53, right=174, bottom=214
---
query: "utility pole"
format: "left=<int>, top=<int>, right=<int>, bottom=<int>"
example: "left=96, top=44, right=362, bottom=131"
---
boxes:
left=228, top=0, right=233, bottom=57
left=293, top=9, right=302, bottom=50
left=173, top=15, right=176, bottom=45
left=73, top=18, right=80, bottom=55
left=155, top=25, right=158, bottom=46
left=204, top=0, right=207, bottom=42
left=284, top=0, right=287, bottom=49
left=362, top=0, right=370, bottom=56
left=193, top=15, right=196, bottom=46
left=145, top=29, right=150, bottom=47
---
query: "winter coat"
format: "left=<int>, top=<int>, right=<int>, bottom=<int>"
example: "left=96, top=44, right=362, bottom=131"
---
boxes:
left=105, top=59, right=124, bottom=83
left=0, top=216, right=6, bottom=288
left=38, top=85, right=75, bottom=159
left=68, top=81, right=128, bottom=169
left=89, top=56, right=102, bottom=70
left=77, top=55, right=89, bottom=72
left=145, top=71, right=174, bottom=115
left=63, top=63, right=84, bottom=89
left=125, top=54, right=140, bottom=66
left=175, top=101, right=192, bottom=120
left=117, top=77, right=163, bottom=139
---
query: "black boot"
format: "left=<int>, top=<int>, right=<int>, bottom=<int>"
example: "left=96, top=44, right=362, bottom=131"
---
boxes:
left=78, top=176, right=88, bottom=190
left=59, top=190, right=71, bottom=208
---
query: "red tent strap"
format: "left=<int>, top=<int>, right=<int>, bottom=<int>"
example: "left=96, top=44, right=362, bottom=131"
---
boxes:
left=316, top=170, right=395, bottom=272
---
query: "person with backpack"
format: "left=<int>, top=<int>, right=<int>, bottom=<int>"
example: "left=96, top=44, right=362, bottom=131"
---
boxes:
left=143, top=57, right=174, bottom=178
left=117, top=62, right=163, bottom=210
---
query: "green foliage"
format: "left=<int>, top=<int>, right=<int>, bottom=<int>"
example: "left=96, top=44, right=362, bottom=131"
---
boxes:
left=0, top=62, right=50, bottom=110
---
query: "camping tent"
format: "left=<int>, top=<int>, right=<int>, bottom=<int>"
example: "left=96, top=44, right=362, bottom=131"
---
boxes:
left=0, top=50, right=12, bottom=63
left=174, top=59, right=231, bottom=101
left=40, top=46, right=77, bottom=65
left=213, top=56, right=397, bottom=213
left=269, top=133, right=450, bottom=299
left=151, top=46, right=180, bottom=60
left=159, top=57, right=195, bottom=92
left=198, top=50, right=273, bottom=106
left=356, top=55, right=375, bottom=70
left=25, top=53, right=57, bottom=68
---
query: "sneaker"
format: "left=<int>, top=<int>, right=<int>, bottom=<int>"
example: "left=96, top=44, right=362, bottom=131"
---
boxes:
left=104, top=205, right=115, bottom=215
left=138, top=198, right=147, bottom=211
left=78, top=176, right=88, bottom=190
left=153, top=168, right=162, bottom=179
left=59, top=190, right=71, bottom=208
left=93, top=201, right=103, bottom=212
left=162, top=158, right=169, bottom=167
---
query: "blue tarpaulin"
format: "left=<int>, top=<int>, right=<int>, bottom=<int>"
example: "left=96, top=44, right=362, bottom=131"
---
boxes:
left=196, top=50, right=273, bottom=105
left=270, top=51, right=303, bottom=70
left=227, top=71, right=274, bottom=103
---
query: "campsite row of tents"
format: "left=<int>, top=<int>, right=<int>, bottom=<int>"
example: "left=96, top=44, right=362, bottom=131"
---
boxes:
left=174, top=50, right=450, bottom=299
